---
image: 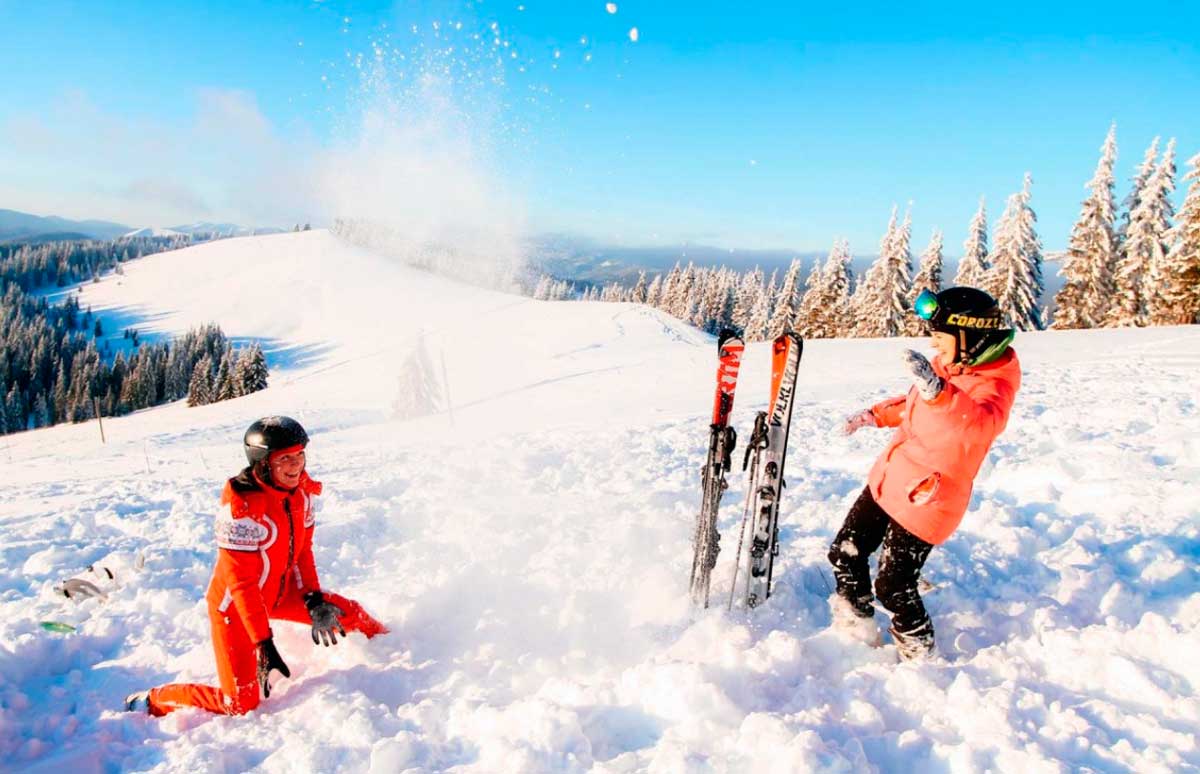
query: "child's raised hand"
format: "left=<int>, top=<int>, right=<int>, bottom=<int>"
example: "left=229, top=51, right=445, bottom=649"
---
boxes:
left=902, top=349, right=944, bottom=401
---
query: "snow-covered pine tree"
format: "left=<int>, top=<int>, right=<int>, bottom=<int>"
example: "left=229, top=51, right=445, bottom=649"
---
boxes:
left=187, top=354, right=214, bottom=407
left=164, top=347, right=189, bottom=400
left=1117, top=137, right=1160, bottom=256
left=955, top=197, right=989, bottom=287
left=685, top=268, right=709, bottom=326
left=818, top=239, right=855, bottom=338
left=715, top=267, right=734, bottom=326
left=392, top=334, right=443, bottom=420
left=768, top=258, right=803, bottom=338
left=794, top=257, right=824, bottom=337
left=118, top=355, right=139, bottom=409
left=632, top=271, right=648, bottom=304
left=883, top=207, right=914, bottom=336
left=645, top=274, right=663, bottom=308
left=672, top=263, right=697, bottom=319
left=732, top=267, right=762, bottom=331
left=851, top=207, right=897, bottom=337
left=532, top=274, right=550, bottom=300
left=1108, top=140, right=1177, bottom=326
left=913, top=229, right=944, bottom=294
left=214, top=347, right=236, bottom=402
left=744, top=272, right=773, bottom=342
left=235, top=344, right=269, bottom=395
left=659, top=263, right=682, bottom=313
left=5, top=384, right=25, bottom=432
left=52, top=361, right=68, bottom=422
left=990, top=174, right=1044, bottom=330
left=33, top=393, right=50, bottom=429
left=905, top=229, right=944, bottom=335
left=1162, top=150, right=1200, bottom=324
left=1145, top=139, right=1179, bottom=326
left=713, top=272, right=737, bottom=334
left=691, top=269, right=714, bottom=329
left=1053, top=124, right=1119, bottom=329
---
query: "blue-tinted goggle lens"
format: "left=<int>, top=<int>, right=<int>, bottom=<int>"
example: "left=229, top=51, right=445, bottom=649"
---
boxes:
left=913, top=289, right=939, bottom=321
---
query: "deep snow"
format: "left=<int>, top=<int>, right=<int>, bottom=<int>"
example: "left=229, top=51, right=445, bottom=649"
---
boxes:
left=1, top=231, right=1198, bottom=773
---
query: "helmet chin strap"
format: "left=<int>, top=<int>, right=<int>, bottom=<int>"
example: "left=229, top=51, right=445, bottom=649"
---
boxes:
left=253, top=459, right=273, bottom=485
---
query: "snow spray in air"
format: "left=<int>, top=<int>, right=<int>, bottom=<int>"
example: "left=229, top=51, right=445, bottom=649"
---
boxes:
left=323, top=16, right=528, bottom=291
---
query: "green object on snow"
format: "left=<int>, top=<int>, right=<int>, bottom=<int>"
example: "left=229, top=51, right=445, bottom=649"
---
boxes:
left=40, top=621, right=76, bottom=633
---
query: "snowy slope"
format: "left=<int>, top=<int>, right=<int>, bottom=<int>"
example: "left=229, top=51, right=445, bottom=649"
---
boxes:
left=1, top=231, right=1198, bottom=773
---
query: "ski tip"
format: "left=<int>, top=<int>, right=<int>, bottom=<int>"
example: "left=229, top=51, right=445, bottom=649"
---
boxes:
left=717, top=328, right=744, bottom=347
left=773, top=331, right=804, bottom=347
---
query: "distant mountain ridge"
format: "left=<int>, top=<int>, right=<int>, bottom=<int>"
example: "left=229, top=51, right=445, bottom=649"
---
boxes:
left=0, top=208, right=287, bottom=243
left=0, top=209, right=131, bottom=242
left=124, top=227, right=186, bottom=238
left=528, top=233, right=843, bottom=285
left=167, top=222, right=287, bottom=237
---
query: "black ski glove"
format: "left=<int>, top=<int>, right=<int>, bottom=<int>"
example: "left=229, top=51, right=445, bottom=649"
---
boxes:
left=257, top=637, right=291, bottom=698
left=304, top=591, right=347, bottom=646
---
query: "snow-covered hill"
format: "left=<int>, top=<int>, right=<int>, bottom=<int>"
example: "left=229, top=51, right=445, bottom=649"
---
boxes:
left=2, top=231, right=1198, bottom=772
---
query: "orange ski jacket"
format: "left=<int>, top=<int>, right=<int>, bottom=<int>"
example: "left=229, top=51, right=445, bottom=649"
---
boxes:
left=867, top=348, right=1021, bottom=545
left=205, top=468, right=323, bottom=643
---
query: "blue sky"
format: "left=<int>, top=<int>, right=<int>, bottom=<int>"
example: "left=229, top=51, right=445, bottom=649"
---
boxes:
left=1, top=0, right=1198, bottom=253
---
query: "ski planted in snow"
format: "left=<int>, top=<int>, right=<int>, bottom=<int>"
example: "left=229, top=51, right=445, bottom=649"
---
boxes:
left=689, top=329, right=744, bottom=608
left=734, top=331, right=803, bottom=609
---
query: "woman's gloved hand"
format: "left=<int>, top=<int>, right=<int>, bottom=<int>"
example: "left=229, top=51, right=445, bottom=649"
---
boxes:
left=304, top=591, right=347, bottom=646
left=257, top=636, right=291, bottom=697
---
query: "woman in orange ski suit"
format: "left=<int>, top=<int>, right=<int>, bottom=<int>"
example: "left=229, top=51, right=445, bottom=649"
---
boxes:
left=831, top=287, right=1020, bottom=659
left=132, top=417, right=387, bottom=716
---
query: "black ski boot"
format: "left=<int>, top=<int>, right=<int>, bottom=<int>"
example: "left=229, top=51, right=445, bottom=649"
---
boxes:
left=889, top=622, right=935, bottom=662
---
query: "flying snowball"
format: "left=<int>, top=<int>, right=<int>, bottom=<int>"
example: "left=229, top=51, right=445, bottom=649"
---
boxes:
left=629, top=27, right=639, bottom=42
left=606, top=3, right=618, bottom=13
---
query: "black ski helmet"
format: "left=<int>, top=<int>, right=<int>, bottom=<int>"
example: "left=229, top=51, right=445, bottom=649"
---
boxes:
left=243, top=416, right=309, bottom=466
left=915, top=286, right=1013, bottom=364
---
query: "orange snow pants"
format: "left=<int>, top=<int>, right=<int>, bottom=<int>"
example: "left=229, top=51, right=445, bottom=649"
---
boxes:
left=147, top=587, right=386, bottom=716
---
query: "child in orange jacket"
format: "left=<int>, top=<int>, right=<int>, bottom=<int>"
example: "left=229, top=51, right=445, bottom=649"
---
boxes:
left=126, top=416, right=387, bottom=715
left=832, top=287, right=1020, bottom=660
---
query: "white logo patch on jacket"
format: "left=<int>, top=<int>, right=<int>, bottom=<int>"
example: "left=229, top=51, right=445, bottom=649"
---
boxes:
left=215, top=510, right=269, bottom=551
left=302, top=490, right=317, bottom=528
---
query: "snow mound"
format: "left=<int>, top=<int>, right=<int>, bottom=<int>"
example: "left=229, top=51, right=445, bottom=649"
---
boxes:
left=1, top=231, right=1198, bottom=771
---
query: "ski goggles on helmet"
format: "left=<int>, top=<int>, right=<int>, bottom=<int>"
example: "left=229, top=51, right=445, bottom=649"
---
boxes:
left=913, top=288, right=939, bottom=321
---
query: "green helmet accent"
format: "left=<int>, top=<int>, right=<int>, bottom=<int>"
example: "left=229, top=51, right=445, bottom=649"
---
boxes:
left=965, top=329, right=1015, bottom=366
